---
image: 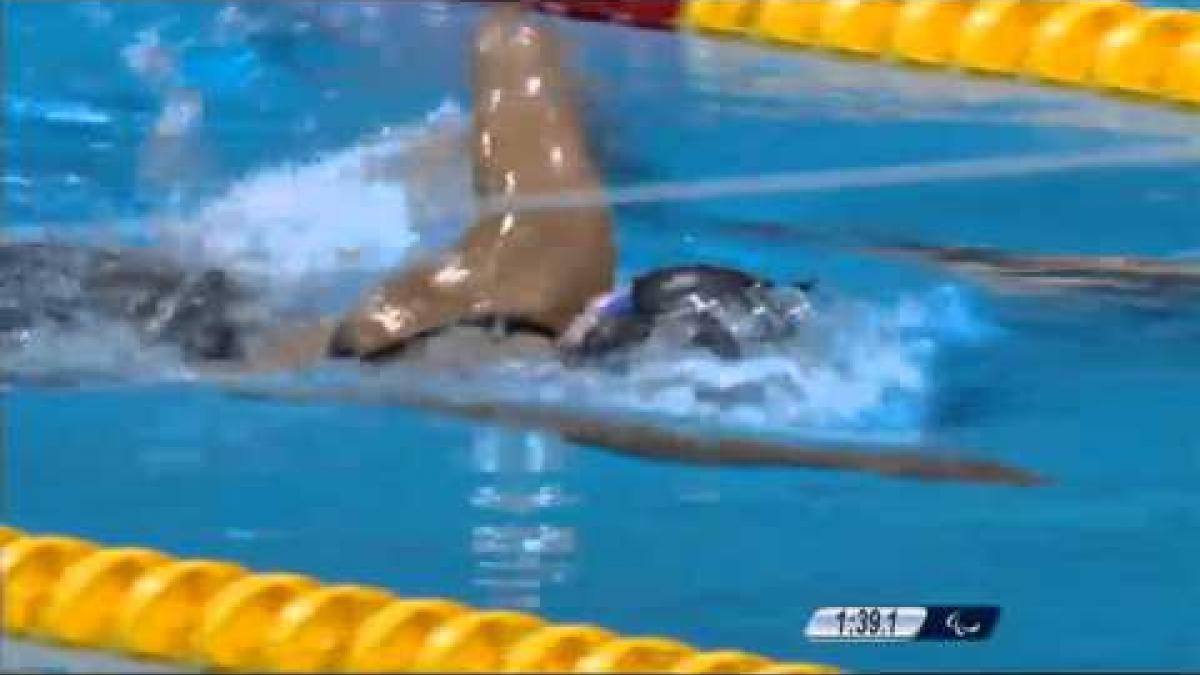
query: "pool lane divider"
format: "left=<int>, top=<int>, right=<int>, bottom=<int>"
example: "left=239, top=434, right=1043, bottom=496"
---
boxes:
left=0, top=525, right=840, bottom=673
left=532, top=0, right=1200, bottom=107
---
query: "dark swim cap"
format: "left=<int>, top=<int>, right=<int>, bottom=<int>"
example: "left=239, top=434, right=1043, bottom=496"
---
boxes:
left=631, top=265, right=769, bottom=316
left=567, top=265, right=805, bottom=363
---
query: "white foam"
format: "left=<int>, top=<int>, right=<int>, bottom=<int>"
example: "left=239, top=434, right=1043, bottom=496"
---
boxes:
left=156, top=101, right=471, bottom=301
left=1, top=320, right=191, bottom=387
left=220, top=286, right=985, bottom=442
left=3, top=102, right=473, bottom=383
left=5, top=97, right=988, bottom=438
left=475, top=285, right=986, bottom=438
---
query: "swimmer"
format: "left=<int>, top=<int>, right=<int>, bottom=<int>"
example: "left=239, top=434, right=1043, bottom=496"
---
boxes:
left=0, top=8, right=802, bottom=372
left=323, top=6, right=815, bottom=369
left=0, top=7, right=1044, bottom=486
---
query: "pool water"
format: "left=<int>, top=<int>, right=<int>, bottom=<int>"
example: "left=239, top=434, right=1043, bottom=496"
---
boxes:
left=5, top=2, right=1200, bottom=671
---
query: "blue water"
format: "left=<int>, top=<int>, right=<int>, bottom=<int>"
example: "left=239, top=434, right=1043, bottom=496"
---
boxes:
left=5, top=2, right=1200, bottom=671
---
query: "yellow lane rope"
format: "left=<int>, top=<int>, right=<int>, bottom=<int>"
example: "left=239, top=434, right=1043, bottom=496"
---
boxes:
left=0, top=526, right=839, bottom=673
left=680, top=0, right=1200, bottom=106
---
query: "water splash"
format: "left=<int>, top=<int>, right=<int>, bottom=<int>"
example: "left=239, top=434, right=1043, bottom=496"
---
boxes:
left=268, top=285, right=988, bottom=441
left=3, top=95, right=990, bottom=439
left=479, top=285, right=987, bottom=439
left=153, top=100, right=471, bottom=309
left=0, top=319, right=191, bottom=388
left=2, top=102, right=471, bottom=382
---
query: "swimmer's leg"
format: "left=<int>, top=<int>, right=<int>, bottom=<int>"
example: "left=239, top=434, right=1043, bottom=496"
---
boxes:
left=330, top=5, right=616, bottom=358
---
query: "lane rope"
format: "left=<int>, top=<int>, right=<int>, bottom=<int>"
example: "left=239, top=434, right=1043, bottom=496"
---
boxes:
left=676, top=0, right=1200, bottom=106
left=0, top=526, right=839, bottom=673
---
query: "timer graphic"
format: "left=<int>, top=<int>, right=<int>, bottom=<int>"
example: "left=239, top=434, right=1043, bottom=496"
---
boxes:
left=805, top=606, right=1000, bottom=642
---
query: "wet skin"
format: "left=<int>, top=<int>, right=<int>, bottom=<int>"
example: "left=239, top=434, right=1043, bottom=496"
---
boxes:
left=327, top=5, right=616, bottom=360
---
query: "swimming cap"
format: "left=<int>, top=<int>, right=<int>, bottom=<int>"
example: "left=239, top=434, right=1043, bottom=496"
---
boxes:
left=631, top=265, right=768, bottom=316
left=565, top=265, right=808, bottom=363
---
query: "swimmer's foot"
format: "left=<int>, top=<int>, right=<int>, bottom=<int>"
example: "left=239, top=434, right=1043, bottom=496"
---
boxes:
left=330, top=4, right=615, bottom=360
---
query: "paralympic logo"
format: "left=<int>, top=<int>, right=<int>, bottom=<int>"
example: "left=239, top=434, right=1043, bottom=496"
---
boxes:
left=945, top=609, right=983, bottom=638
